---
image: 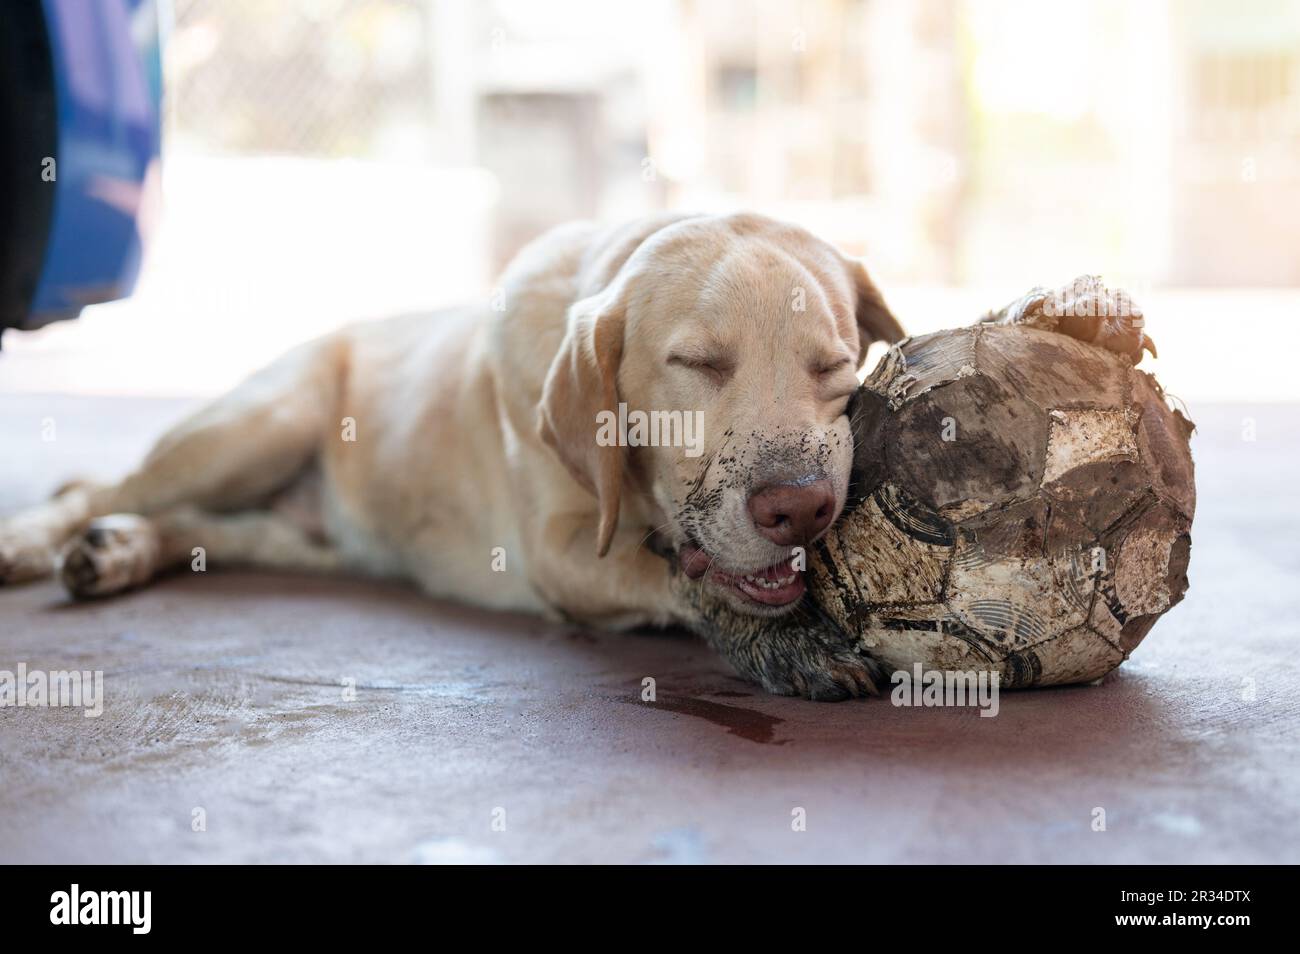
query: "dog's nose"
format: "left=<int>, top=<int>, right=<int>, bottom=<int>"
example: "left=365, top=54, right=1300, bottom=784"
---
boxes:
left=747, top=480, right=836, bottom=545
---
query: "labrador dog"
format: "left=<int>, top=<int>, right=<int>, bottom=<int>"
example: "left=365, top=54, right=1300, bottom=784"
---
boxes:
left=0, top=213, right=1151, bottom=698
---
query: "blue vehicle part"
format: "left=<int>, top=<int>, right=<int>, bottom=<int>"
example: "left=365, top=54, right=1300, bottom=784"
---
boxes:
left=0, top=0, right=163, bottom=338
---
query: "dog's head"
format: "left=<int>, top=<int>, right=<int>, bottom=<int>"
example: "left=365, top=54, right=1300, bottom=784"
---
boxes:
left=538, top=213, right=903, bottom=616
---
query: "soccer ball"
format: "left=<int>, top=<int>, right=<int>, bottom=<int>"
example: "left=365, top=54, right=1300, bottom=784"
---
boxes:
left=810, top=325, right=1196, bottom=687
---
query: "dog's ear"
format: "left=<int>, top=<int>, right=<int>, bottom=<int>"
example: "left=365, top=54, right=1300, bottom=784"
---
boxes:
left=537, top=289, right=626, bottom=557
left=845, top=258, right=905, bottom=365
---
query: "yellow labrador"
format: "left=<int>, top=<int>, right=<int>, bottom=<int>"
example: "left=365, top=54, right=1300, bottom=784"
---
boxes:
left=3, top=213, right=1161, bottom=697
left=0, top=214, right=901, bottom=681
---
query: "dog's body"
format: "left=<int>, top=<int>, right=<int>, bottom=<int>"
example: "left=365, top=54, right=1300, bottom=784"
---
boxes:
left=0, top=213, right=1151, bottom=698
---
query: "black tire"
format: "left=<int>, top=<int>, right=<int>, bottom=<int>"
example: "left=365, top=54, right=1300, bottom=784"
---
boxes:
left=0, top=1, right=58, bottom=341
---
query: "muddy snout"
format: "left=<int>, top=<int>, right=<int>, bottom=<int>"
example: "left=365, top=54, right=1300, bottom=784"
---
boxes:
left=746, top=478, right=836, bottom=546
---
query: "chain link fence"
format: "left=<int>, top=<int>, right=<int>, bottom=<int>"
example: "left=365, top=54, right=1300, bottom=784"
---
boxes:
left=168, top=0, right=436, bottom=158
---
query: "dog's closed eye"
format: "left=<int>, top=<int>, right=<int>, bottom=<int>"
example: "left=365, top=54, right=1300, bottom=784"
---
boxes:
left=668, top=351, right=734, bottom=385
left=814, top=357, right=853, bottom=377
left=814, top=356, right=858, bottom=400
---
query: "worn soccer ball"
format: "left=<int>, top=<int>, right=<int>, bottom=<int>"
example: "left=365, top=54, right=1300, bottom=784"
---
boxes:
left=809, top=324, right=1196, bottom=687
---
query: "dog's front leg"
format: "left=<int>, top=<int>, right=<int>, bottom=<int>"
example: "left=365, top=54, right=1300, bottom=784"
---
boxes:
left=528, top=513, right=684, bottom=630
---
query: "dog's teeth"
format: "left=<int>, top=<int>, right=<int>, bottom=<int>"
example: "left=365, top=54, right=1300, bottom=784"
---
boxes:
left=739, top=569, right=801, bottom=591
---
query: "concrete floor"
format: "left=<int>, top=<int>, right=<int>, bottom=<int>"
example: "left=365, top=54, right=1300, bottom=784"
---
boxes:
left=1, top=394, right=1297, bottom=864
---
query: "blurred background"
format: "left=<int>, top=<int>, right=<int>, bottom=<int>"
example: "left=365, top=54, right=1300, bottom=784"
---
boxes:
left=2, top=0, right=1298, bottom=402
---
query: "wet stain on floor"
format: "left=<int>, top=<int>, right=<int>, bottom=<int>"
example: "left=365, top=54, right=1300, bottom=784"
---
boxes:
left=628, top=693, right=788, bottom=744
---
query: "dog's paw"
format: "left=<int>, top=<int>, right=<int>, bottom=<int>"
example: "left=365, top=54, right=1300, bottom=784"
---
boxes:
left=59, top=514, right=160, bottom=599
left=705, top=617, right=883, bottom=701
left=749, top=639, right=883, bottom=702
left=681, top=579, right=884, bottom=701
left=989, top=275, right=1155, bottom=365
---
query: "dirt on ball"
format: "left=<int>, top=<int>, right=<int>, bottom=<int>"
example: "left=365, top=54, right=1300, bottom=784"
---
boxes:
left=813, top=325, right=1195, bottom=688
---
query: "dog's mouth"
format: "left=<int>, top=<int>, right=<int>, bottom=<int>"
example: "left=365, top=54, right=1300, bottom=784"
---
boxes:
left=678, top=539, right=806, bottom=609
